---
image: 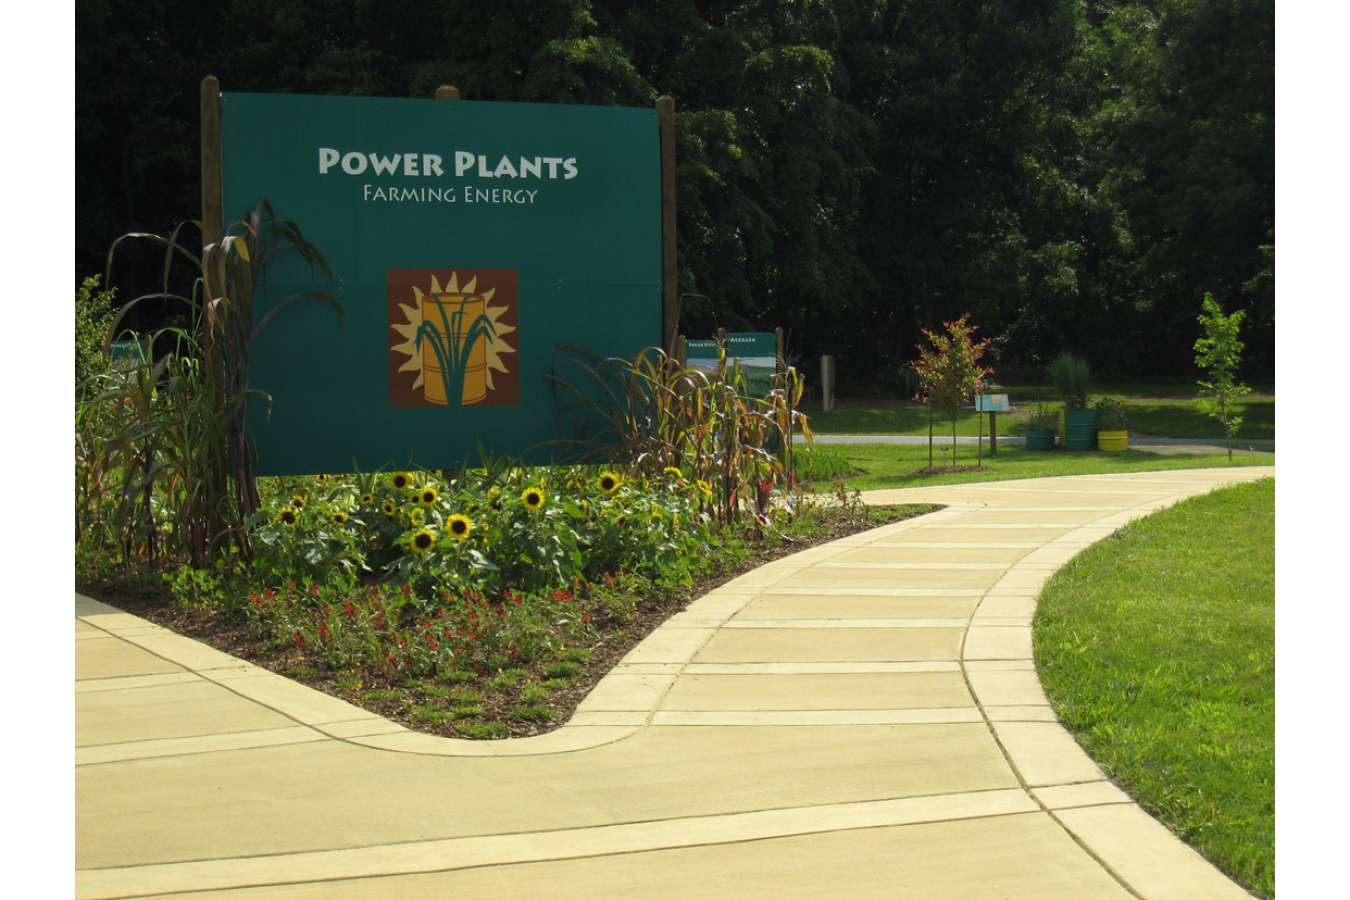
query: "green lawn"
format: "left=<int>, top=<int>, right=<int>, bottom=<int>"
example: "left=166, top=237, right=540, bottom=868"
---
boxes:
left=1033, top=479, right=1274, bottom=897
left=802, top=384, right=1274, bottom=441
left=795, top=443, right=1273, bottom=493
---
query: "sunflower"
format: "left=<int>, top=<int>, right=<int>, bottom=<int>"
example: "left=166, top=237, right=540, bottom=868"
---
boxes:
left=521, top=486, right=546, bottom=510
left=332, top=511, right=348, bottom=525
left=359, top=492, right=374, bottom=506
left=409, top=507, right=426, bottom=527
left=314, top=473, right=330, bottom=483
left=598, top=472, right=621, bottom=493
left=410, top=528, right=437, bottom=554
left=275, top=507, right=299, bottom=526
left=695, top=479, right=713, bottom=498
left=662, top=466, right=684, bottom=481
left=419, top=485, right=440, bottom=506
left=391, top=472, right=411, bottom=491
left=446, top=514, right=472, bottom=541
left=290, top=494, right=306, bottom=509
left=381, top=499, right=397, bottom=518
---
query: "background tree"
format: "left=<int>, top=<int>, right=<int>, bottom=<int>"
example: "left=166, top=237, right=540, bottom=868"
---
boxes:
left=1193, top=293, right=1251, bottom=461
left=912, top=314, right=991, bottom=468
left=76, top=0, right=1275, bottom=386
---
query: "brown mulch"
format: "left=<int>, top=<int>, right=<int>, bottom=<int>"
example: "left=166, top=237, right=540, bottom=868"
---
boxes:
left=86, top=504, right=937, bottom=741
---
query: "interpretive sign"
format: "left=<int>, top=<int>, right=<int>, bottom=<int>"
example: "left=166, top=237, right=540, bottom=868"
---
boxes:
left=687, top=332, right=779, bottom=396
left=975, top=394, right=1010, bottom=412
left=218, top=91, right=664, bottom=474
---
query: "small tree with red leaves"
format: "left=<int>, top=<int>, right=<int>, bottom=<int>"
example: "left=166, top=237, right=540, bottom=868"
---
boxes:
left=912, top=315, right=992, bottom=468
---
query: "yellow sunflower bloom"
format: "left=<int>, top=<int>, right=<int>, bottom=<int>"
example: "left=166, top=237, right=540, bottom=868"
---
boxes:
left=381, top=499, right=397, bottom=518
left=598, top=472, right=622, bottom=493
left=410, top=528, right=437, bottom=554
left=419, top=485, right=440, bottom=506
left=662, top=466, right=684, bottom=481
left=359, top=492, right=374, bottom=506
left=409, top=507, right=426, bottom=527
left=696, top=479, right=713, bottom=498
left=446, top=514, right=472, bottom=541
left=522, top=486, right=546, bottom=510
left=314, top=473, right=330, bottom=483
left=332, top=511, right=348, bottom=525
left=391, top=472, right=411, bottom=491
left=290, top=494, right=306, bottom=509
left=275, top=508, right=299, bottom=526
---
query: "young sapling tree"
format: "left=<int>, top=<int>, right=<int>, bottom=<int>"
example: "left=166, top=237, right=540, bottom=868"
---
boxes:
left=1194, top=293, right=1251, bottom=462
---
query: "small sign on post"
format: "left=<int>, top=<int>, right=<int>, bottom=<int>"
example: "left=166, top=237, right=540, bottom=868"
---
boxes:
left=975, top=394, right=1009, bottom=460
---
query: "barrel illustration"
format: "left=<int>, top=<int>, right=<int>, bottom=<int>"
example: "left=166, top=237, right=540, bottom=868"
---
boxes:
left=421, top=291, right=489, bottom=405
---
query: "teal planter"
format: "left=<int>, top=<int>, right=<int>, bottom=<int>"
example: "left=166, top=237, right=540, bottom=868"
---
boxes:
left=1064, top=408, right=1097, bottom=450
left=1025, top=430, right=1056, bottom=451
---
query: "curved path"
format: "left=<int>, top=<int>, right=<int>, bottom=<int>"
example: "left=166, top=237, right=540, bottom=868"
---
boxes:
left=76, top=467, right=1270, bottom=899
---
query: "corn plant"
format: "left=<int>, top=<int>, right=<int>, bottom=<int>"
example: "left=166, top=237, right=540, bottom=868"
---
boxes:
left=83, top=201, right=338, bottom=566
left=547, top=339, right=812, bottom=526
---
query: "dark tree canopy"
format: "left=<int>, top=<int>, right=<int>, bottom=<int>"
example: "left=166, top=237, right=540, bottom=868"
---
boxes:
left=76, top=0, right=1274, bottom=389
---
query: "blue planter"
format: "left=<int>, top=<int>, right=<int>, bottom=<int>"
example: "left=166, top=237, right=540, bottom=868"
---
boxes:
left=1025, top=430, right=1055, bottom=451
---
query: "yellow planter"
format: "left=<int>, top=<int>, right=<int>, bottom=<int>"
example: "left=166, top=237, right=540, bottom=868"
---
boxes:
left=1097, top=430, right=1129, bottom=452
left=421, top=291, right=488, bottom=406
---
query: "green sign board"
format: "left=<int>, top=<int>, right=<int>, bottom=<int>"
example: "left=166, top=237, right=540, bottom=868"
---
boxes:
left=221, top=92, right=662, bottom=475
left=687, top=332, right=778, bottom=395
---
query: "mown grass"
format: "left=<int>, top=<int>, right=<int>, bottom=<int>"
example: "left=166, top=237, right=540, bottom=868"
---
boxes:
left=802, top=388, right=1274, bottom=441
left=795, top=443, right=1272, bottom=493
left=1033, top=478, right=1274, bottom=897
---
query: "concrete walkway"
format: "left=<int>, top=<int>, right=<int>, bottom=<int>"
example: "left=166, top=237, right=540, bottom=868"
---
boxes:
left=76, top=467, right=1271, bottom=899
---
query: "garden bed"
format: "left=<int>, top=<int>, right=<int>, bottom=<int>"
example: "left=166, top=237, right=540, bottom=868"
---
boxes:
left=84, top=496, right=934, bottom=740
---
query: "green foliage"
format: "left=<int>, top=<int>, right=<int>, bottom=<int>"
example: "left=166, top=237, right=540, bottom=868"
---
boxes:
left=75, top=0, right=1275, bottom=388
left=1047, top=353, right=1090, bottom=409
left=1027, top=406, right=1059, bottom=433
left=1092, top=397, right=1128, bottom=431
left=1194, top=294, right=1251, bottom=460
left=75, top=275, right=119, bottom=398
left=78, top=202, right=337, bottom=570
left=912, top=314, right=992, bottom=465
left=551, top=342, right=811, bottom=526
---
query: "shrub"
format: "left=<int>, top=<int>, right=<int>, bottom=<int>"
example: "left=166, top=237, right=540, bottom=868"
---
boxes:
left=1093, top=398, right=1128, bottom=431
left=1194, top=294, right=1251, bottom=461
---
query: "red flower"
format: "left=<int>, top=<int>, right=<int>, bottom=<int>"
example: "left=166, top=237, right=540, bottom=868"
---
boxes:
left=401, top=583, right=411, bottom=597
left=291, top=631, right=305, bottom=647
left=342, top=602, right=356, bottom=620
left=317, top=624, right=330, bottom=639
left=551, top=589, right=572, bottom=602
left=309, top=583, right=320, bottom=597
left=581, top=614, right=592, bottom=624
left=424, top=633, right=439, bottom=651
left=263, top=588, right=276, bottom=600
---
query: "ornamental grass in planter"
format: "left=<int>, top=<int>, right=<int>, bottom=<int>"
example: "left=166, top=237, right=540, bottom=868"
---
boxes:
left=1025, top=408, right=1057, bottom=451
left=1048, top=352, right=1096, bottom=449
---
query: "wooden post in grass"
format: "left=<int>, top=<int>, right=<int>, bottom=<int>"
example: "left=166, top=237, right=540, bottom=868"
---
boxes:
left=989, top=411, right=998, bottom=457
left=657, top=96, right=679, bottom=353
left=674, top=334, right=687, bottom=367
